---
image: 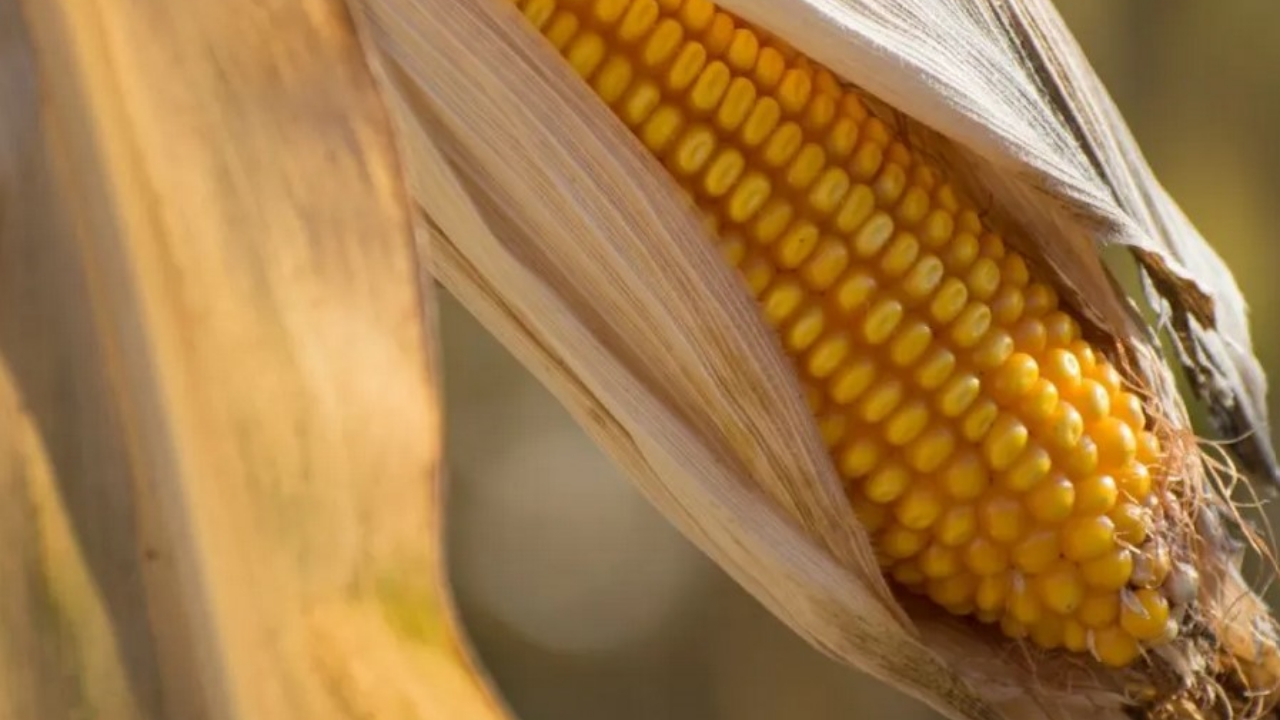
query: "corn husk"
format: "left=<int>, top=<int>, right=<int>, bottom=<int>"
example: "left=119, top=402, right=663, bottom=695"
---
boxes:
left=0, top=1, right=505, bottom=718
left=351, top=0, right=1280, bottom=718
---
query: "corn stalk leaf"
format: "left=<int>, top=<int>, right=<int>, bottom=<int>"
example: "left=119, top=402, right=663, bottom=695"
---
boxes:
left=0, top=1, right=505, bottom=718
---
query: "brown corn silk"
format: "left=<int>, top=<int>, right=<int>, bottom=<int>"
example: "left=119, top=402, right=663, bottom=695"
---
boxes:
left=354, top=0, right=1280, bottom=719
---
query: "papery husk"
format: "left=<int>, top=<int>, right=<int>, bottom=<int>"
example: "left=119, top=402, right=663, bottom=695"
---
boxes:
left=350, top=0, right=1280, bottom=718
left=1, top=1, right=506, bottom=718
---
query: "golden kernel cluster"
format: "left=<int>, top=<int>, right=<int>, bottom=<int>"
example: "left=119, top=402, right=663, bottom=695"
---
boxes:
left=514, top=0, right=1176, bottom=667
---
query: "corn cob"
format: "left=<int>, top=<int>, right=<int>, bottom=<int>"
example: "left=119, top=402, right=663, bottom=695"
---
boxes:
left=511, top=0, right=1180, bottom=668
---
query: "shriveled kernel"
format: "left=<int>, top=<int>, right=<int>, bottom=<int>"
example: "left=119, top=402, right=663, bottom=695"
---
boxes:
left=1131, top=541, right=1171, bottom=588
left=1026, top=473, right=1075, bottom=523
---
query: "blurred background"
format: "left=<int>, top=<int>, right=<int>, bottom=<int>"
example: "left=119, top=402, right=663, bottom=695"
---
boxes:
left=441, top=2, right=1280, bottom=718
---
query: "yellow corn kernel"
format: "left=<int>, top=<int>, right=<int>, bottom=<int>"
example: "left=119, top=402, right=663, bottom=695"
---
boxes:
left=525, top=0, right=1168, bottom=664
left=1120, top=588, right=1170, bottom=641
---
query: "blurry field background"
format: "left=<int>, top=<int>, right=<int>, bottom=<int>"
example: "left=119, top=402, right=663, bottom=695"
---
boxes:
left=440, top=2, right=1280, bottom=718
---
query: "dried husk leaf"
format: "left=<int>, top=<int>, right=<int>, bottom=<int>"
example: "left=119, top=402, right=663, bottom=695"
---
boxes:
left=1, top=1, right=505, bottom=718
left=352, top=0, right=1280, bottom=718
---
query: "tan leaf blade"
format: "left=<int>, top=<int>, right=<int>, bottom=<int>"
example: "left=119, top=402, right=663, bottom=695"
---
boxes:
left=1, top=1, right=505, bottom=718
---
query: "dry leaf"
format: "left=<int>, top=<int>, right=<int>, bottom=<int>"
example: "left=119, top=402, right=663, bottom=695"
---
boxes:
left=1, top=1, right=505, bottom=718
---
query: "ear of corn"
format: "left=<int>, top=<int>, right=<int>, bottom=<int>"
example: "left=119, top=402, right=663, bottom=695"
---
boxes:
left=511, top=0, right=1179, bottom=667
